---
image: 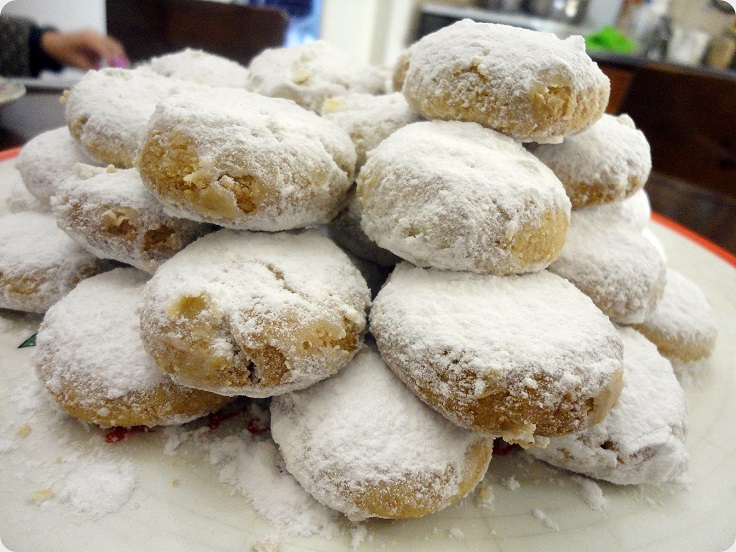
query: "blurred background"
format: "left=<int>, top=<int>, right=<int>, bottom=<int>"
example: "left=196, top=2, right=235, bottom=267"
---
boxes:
left=1, top=0, right=735, bottom=253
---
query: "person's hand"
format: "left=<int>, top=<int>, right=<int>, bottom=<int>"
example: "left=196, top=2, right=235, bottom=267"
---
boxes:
left=40, top=28, right=129, bottom=70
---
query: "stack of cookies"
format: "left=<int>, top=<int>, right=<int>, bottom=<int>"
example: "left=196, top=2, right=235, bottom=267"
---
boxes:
left=0, top=23, right=719, bottom=524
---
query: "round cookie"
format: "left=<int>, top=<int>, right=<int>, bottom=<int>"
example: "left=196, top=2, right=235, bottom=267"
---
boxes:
left=247, top=40, right=385, bottom=112
left=16, top=126, right=98, bottom=207
left=357, top=120, right=571, bottom=275
left=527, top=326, right=688, bottom=485
left=63, top=67, right=197, bottom=168
left=573, top=189, right=651, bottom=232
left=532, top=114, right=652, bottom=208
left=138, top=87, right=356, bottom=231
left=52, top=164, right=211, bottom=273
left=549, top=209, right=667, bottom=324
left=321, top=91, right=421, bottom=172
left=370, top=264, right=624, bottom=446
left=401, top=19, right=610, bottom=143
left=270, top=346, right=493, bottom=521
left=148, top=48, right=249, bottom=88
left=327, top=188, right=401, bottom=268
left=0, top=211, right=114, bottom=313
left=631, top=268, right=718, bottom=372
left=140, top=229, right=371, bottom=397
left=33, top=268, right=231, bottom=428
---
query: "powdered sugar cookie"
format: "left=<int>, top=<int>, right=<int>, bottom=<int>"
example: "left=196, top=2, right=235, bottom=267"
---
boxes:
left=0, top=212, right=114, bottom=313
left=247, top=40, right=385, bottom=112
left=271, top=346, right=493, bottom=521
left=63, top=67, right=196, bottom=168
left=532, top=114, right=651, bottom=208
left=370, top=264, right=624, bottom=446
left=140, top=229, right=370, bottom=397
left=34, top=268, right=231, bottom=428
left=148, top=48, right=249, bottom=88
left=52, top=164, right=211, bottom=273
left=527, top=326, right=687, bottom=485
left=401, top=20, right=609, bottom=143
left=573, top=189, right=651, bottom=232
left=327, top=188, right=401, bottom=267
left=549, top=209, right=667, bottom=324
left=138, top=87, right=355, bottom=231
left=16, top=126, right=97, bottom=207
left=321, top=92, right=421, bottom=172
left=357, top=120, right=570, bottom=274
left=632, top=269, right=718, bottom=372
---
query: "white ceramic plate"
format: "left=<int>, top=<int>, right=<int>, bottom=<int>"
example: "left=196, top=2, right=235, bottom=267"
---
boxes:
left=0, top=78, right=26, bottom=108
left=0, top=154, right=735, bottom=552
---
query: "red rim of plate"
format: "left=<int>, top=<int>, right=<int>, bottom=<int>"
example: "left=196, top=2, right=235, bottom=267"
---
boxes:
left=651, top=212, right=736, bottom=268
left=0, top=146, right=733, bottom=268
left=0, top=146, right=22, bottom=162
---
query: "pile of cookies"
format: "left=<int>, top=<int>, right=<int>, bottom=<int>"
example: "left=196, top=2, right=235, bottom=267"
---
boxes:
left=0, top=20, right=719, bottom=524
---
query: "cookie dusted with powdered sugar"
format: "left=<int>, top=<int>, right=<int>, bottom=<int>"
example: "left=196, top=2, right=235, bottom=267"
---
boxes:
left=573, top=189, right=651, bottom=233
left=16, top=126, right=98, bottom=207
left=401, top=20, right=609, bottom=143
left=247, top=40, right=385, bottom=112
left=532, top=114, right=651, bottom=208
left=370, top=264, right=624, bottom=446
left=52, top=164, right=212, bottom=273
left=34, top=268, right=231, bottom=428
left=549, top=208, right=666, bottom=324
left=140, top=229, right=371, bottom=397
left=632, top=268, right=718, bottom=375
left=271, top=346, right=493, bottom=521
left=321, top=92, right=421, bottom=173
left=527, top=326, right=688, bottom=485
left=63, top=67, right=198, bottom=168
left=138, top=87, right=355, bottom=231
left=357, top=120, right=570, bottom=275
left=148, top=48, right=249, bottom=88
left=0, top=212, right=114, bottom=313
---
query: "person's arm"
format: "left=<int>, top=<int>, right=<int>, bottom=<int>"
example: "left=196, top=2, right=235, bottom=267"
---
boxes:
left=0, top=15, right=129, bottom=78
left=40, top=28, right=128, bottom=71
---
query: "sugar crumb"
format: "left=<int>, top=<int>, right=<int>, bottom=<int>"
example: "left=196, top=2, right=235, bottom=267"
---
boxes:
left=253, top=534, right=281, bottom=552
left=448, top=528, right=465, bottom=539
left=531, top=508, right=560, bottom=531
left=503, top=475, right=521, bottom=490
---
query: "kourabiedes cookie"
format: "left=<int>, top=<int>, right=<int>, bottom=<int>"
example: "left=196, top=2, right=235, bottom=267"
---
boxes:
left=63, top=67, right=196, bottom=168
left=53, top=164, right=210, bottom=273
left=140, top=229, right=370, bottom=397
left=357, top=120, right=570, bottom=274
left=370, top=264, right=624, bottom=446
left=527, top=326, right=688, bottom=485
left=532, top=114, right=651, bottom=208
left=34, top=268, right=231, bottom=428
left=247, top=40, right=385, bottom=112
left=271, top=346, right=493, bottom=521
left=138, top=87, right=355, bottom=231
left=16, top=126, right=97, bottom=207
left=401, top=19, right=609, bottom=143
left=0, top=211, right=113, bottom=313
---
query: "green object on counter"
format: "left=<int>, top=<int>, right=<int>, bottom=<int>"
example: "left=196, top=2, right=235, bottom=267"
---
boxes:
left=585, top=26, right=637, bottom=54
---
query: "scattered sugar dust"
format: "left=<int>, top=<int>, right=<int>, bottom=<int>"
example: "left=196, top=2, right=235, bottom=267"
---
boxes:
left=2, top=373, right=138, bottom=519
left=531, top=508, right=560, bottom=531
left=57, top=456, right=136, bottom=519
left=163, top=400, right=344, bottom=539
left=572, top=476, right=607, bottom=511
